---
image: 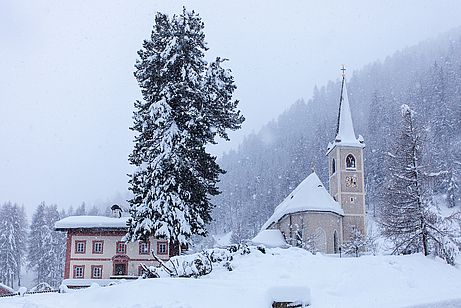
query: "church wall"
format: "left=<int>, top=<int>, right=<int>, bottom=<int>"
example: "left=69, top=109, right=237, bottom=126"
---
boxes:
left=275, top=212, right=342, bottom=254
left=342, top=215, right=366, bottom=242
left=340, top=194, right=365, bottom=216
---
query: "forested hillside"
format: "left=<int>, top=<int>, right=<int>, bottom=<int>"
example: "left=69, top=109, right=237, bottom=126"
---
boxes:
left=210, top=28, right=461, bottom=241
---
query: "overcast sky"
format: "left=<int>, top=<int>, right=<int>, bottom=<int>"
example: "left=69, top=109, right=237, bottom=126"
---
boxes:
left=1, top=0, right=461, bottom=213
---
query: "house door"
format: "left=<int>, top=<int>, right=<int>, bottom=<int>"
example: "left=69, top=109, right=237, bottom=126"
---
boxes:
left=114, top=263, right=127, bottom=276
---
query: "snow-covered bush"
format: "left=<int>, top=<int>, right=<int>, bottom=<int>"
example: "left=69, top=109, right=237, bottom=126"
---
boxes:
left=141, top=245, right=263, bottom=279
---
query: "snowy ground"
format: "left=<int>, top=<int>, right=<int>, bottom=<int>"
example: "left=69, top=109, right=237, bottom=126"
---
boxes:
left=2, top=248, right=461, bottom=308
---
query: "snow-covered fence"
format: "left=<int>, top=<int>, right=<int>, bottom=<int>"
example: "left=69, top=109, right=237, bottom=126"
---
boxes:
left=0, top=289, right=59, bottom=298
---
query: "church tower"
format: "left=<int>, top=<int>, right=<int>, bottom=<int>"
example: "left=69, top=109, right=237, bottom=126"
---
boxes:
left=326, top=67, right=366, bottom=242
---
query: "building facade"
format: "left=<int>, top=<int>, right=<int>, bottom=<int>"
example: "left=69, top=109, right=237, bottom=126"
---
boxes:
left=55, top=215, right=173, bottom=288
left=262, top=69, right=366, bottom=254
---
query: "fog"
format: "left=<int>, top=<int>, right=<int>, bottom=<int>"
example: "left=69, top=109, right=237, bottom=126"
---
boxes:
left=1, top=0, right=460, bottom=212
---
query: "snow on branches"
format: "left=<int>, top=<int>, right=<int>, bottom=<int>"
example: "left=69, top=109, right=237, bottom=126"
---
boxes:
left=125, top=7, right=244, bottom=247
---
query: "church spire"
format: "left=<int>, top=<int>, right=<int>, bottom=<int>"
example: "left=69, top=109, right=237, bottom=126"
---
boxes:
left=334, top=66, right=361, bottom=144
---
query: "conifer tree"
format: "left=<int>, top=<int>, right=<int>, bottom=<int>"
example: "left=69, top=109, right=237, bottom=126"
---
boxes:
left=126, top=8, right=244, bottom=247
left=379, top=105, right=460, bottom=264
left=44, top=204, right=66, bottom=287
left=28, top=202, right=49, bottom=284
left=12, top=204, right=27, bottom=286
left=0, top=203, right=18, bottom=287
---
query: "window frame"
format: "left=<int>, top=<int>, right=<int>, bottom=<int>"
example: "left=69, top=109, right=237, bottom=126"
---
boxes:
left=92, top=240, right=104, bottom=254
left=73, top=265, right=85, bottom=278
left=116, top=241, right=127, bottom=254
left=157, top=241, right=168, bottom=255
left=139, top=241, right=150, bottom=255
left=91, top=265, right=103, bottom=279
left=75, top=240, right=86, bottom=254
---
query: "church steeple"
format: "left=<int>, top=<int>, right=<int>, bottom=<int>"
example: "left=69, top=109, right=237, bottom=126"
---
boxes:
left=335, top=67, right=358, bottom=143
left=327, top=66, right=364, bottom=154
left=326, top=65, right=366, bottom=244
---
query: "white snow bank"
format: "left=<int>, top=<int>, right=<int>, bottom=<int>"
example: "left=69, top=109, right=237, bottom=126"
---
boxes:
left=55, top=216, right=129, bottom=230
left=261, top=172, right=343, bottom=230
left=212, top=231, right=233, bottom=247
left=251, top=229, right=288, bottom=248
left=2, top=248, right=461, bottom=308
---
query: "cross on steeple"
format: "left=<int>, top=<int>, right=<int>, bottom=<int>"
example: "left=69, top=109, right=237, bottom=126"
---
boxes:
left=341, top=65, right=346, bottom=78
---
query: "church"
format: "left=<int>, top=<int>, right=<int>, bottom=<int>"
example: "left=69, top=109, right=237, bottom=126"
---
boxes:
left=261, top=69, right=366, bottom=254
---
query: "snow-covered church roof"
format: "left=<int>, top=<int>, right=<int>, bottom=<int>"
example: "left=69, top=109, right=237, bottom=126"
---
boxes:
left=55, top=216, right=129, bottom=231
left=261, top=172, right=343, bottom=230
left=326, top=75, right=364, bottom=154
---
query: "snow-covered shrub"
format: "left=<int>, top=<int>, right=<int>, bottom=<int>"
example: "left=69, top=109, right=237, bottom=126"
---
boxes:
left=144, top=245, right=263, bottom=279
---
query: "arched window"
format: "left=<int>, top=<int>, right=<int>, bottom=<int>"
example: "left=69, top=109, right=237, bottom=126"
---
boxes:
left=333, top=230, right=338, bottom=254
left=346, top=154, right=356, bottom=170
left=314, top=227, right=326, bottom=253
left=331, top=158, right=336, bottom=174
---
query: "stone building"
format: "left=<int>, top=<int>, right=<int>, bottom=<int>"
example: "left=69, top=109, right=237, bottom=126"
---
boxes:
left=262, top=70, right=366, bottom=253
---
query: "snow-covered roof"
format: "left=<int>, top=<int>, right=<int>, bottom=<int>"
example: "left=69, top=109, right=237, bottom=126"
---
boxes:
left=261, top=172, right=343, bottom=230
left=0, top=283, right=14, bottom=293
left=55, top=215, right=129, bottom=230
left=326, top=78, right=364, bottom=154
left=251, top=229, right=288, bottom=248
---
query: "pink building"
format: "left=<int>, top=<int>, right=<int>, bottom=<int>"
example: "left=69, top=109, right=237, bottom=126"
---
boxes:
left=55, top=215, right=173, bottom=288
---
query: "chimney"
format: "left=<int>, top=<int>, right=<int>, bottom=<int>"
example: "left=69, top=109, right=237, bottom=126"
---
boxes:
left=111, top=204, right=122, bottom=218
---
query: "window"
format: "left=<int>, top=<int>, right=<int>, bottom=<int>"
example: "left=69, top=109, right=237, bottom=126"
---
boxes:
left=75, top=241, right=86, bottom=254
left=157, top=242, right=168, bottom=255
left=73, top=265, right=84, bottom=278
left=350, top=197, right=355, bottom=203
left=346, top=154, right=356, bottom=170
left=331, top=158, right=336, bottom=174
left=116, top=241, right=126, bottom=254
left=91, top=265, right=103, bottom=279
left=92, top=241, right=104, bottom=254
left=139, top=241, right=150, bottom=255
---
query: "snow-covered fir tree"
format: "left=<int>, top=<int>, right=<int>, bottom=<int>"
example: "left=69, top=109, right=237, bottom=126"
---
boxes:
left=379, top=105, right=460, bottom=264
left=28, top=202, right=66, bottom=286
left=125, top=8, right=244, bottom=247
left=12, top=204, right=27, bottom=287
left=44, top=204, right=66, bottom=287
left=28, top=202, right=49, bottom=284
left=0, top=202, right=27, bottom=288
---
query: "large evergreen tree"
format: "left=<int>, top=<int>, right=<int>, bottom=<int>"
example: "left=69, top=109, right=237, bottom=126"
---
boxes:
left=125, top=8, right=244, bottom=246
